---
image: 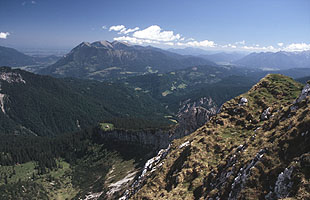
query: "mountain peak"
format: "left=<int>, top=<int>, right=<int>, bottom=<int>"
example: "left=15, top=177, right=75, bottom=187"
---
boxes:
left=76, top=42, right=91, bottom=48
left=111, top=40, right=131, bottom=48
left=91, top=40, right=113, bottom=49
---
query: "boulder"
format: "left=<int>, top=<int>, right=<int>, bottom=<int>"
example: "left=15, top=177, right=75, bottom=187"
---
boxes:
left=239, top=97, right=248, bottom=106
left=261, top=107, right=271, bottom=121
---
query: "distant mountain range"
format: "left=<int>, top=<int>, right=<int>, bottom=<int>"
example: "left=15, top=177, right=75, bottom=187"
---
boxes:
left=167, top=47, right=215, bottom=56
left=0, top=45, right=60, bottom=67
left=38, top=41, right=215, bottom=80
left=2, top=43, right=310, bottom=76
left=234, top=50, right=310, bottom=70
left=198, top=52, right=246, bottom=64
left=167, top=48, right=247, bottom=64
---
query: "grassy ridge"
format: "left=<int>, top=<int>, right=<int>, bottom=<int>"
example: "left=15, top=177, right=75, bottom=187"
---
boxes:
left=132, top=74, right=308, bottom=199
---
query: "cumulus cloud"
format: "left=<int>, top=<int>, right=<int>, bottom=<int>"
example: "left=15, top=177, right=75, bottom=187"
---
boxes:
left=0, top=32, right=10, bottom=39
left=283, top=43, right=310, bottom=51
left=185, top=40, right=216, bottom=48
left=114, top=36, right=160, bottom=45
left=109, top=25, right=126, bottom=32
left=102, top=26, right=107, bottom=30
left=277, top=42, right=284, bottom=47
left=121, top=27, right=140, bottom=34
left=108, top=24, right=218, bottom=48
left=109, top=25, right=140, bottom=35
left=133, top=25, right=181, bottom=42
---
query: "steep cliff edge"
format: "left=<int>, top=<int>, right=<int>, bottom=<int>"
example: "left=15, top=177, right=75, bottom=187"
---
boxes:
left=125, top=74, right=310, bottom=199
left=98, top=97, right=218, bottom=149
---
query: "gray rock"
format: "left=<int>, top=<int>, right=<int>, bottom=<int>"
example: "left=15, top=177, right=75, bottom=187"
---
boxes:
left=261, top=107, right=271, bottom=121
left=239, top=97, right=248, bottom=106
left=295, top=83, right=310, bottom=104
left=274, top=167, right=294, bottom=199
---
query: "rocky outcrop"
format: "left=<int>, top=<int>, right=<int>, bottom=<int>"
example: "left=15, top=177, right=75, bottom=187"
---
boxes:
left=260, top=107, right=271, bottom=121
left=0, top=71, right=26, bottom=84
left=294, top=83, right=310, bottom=104
left=99, top=129, right=172, bottom=149
left=175, top=97, right=218, bottom=136
left=0, top=70, right=26, bottom=114
left=0, top=93, right=6, bottom=113
left=238, top=97, right=248, bottom=106
left=100, top=97, right=218, bottom=149
left=266, top=167, right=294, bottom=199
left=120, top=145, right=171, bottom=200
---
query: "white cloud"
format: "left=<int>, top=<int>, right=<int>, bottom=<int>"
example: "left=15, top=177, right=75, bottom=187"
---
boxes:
left=31, top=1, right=36, bottom=4
left=109, top=25, right=140, bottom=35
left=114, top=36, right=160, bottom=45
left=185, top=40, right=216, bottom=48
left=222, top=44, right=237, bottom=48
left=108, top=24, right=218, bottom=49
left=110, top=24, right=309, bottom=52
left=109, top=25, right=126, bottom=32
left=0, top=32, right=10, bottom=39
left=242, top=45, right=276, bottom=51
left=121, top=27, right=139, bottom=34
left=235, top=40, right=246, bottom=45
left=164, top=42, right=175, bottom=46
left=102, top=26, right=107, bottom=30
left=133, top=25, right=181, bottom=42
left=283, top=43, right=310, bottom=51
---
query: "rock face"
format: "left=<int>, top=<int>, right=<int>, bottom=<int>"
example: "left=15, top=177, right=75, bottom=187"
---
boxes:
left=268, top=167, right=294, bottom=199
left=0, top=71, right=26, bottom=84
left=295, top=83, right=310, bottom=103
left=99, top=129, right=172, bottom=149
left=124, top=74, right=310, bottom=200
left=0, top=93, right=6, bottom=113
left=120, top=145, right=171, bottom=200
left=260, top=107, right=271, bottom=121
left=99, top=97, right=218, bottom=149
left=0, top=70, right=26, bottom=114
left=175, top=97, right=218, bottom=137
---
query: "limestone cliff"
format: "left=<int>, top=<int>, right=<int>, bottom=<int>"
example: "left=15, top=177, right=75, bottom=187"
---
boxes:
left=98, top=97, right=218, bottom=149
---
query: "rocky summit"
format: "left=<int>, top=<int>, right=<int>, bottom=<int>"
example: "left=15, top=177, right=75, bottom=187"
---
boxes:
left=122, top=74, right=310, bottom=199
left=39, top=40, right=214, bottom=80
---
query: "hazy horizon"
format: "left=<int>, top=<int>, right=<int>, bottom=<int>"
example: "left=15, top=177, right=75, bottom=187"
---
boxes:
left=0, top=0, right=309, bottom=52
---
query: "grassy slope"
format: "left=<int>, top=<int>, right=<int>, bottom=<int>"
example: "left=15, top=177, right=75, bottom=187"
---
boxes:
left=0, top=142, right=153, bottom=200
left=132, top=74, right=310, bottom=199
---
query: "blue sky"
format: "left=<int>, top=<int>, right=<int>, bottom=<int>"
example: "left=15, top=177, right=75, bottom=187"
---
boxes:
left=0, top=0, right=309, bottom=52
